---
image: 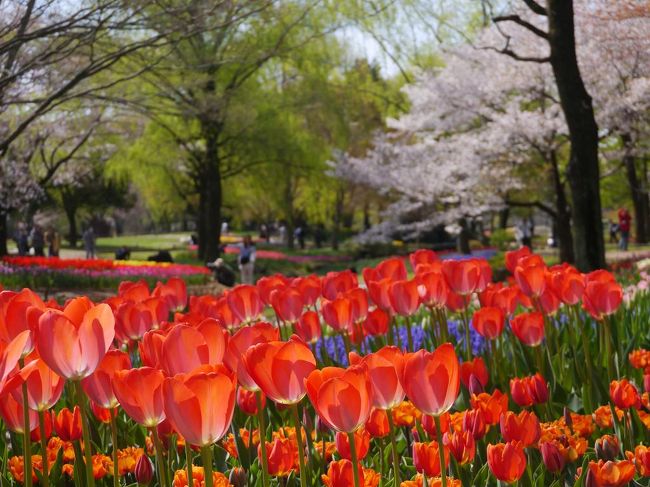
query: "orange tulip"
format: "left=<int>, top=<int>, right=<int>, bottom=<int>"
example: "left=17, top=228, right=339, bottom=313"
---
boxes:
left=36, top=298, right=115, bottom=380
left=291, top=275, right=321, bottom=307
left=295, top=310, right=322, bottom=344
left=0, top=289, right=45, bottom=351
left=365, top=408, right=389, bottom=438
left=0, top=330, right=34, bottom=392
left=224, top=322, right=279, bottom=391
left=271, top=287, right=305, bottom=323
left=81, top=349, right=131, bottom=409
left=244, top=336, right=316, bottom=404
left=335, top=428, right=370, bottom=460
left=471, top=307, right=504, bottom=340
left=487, top=442, right=526, bottom=483
left=441, top=260, right=481, bottom=296
left=401, top=344, right=460, bottom=416
left=421, top=412, right=451, bottom=438
left=321, top=270, right=358, bottom=300
left=350, top=346, right=405, bottom=410
left=460, top=357, right=489, bottom=390
left=627, top=445, right=650, bottom=476
left=257, top=274, right=290, bottom=305
left=413, top=441, right=449, bottom=477
left=305, top=367, right=345, bottom=417
left=138, top=328, right=169, bottom=369
left=258, top=437, right=297, bottom=476
left=583, top=281, right=623, bottom=321
left=227, top=284, right=264, bottom=323
left=118, top=280, right=150, bottom=301
left=443, top=430, right=475, bottom=465
left=112, top=367, right=166, bottom=427
left=366, top=277, right=395, bottom=313
left=308, top=364, right=372, bottom=432
left=53, top=407, right=82, bottom=441
left=160, top=319, right=227, bottom=376
left=322, top=296, right=354, bottom=333
left=114, top=297, right=167, bottom=343
left=586, top=459, right=635, bottom=487
left=0, top=392, right=38, bottom=434
left=514, top=261, right=547, bottom=298
left=6, top=356, right=64, bottom=411
left=163, top=364, right=236, bottom=447
left=500, top=411, right=540, bottom=447
left=363, top=308, right=389, bottom=336
left=469, top=389, right=508, bottom=425
left=389, top=280, right=421, bottom=316
left=417, top=271, right=450, bottom=309
left=609, top=379, right=641, bottom=409
left=322, top=459, right=365, bottom=487
left=548, top=266, right=585, bottom=305
left=172, top=466, right=231, bottom=487
left=510, top=312, right=545, bottom=347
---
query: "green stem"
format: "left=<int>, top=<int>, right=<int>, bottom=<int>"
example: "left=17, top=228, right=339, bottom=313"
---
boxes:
left=387, top=315, right=394, bottom=346
left=581, top=320, right=595, bottom=413
left=343, top=332, right=352, bottom=357
left=151, top=426, right=168, bottom=487
left=21, top=372, right=33, bottom=487
left=256, top=391, right=270, bottom=487
left=462, top=307, right=472, bottom=361
left=291, top=404, right=308, bottom=487
left=186, top=443, right=194, bottom=487
left=406, top=316, right=414, bottom=352
left=109, top=411, right=119, bottom=487
left=603, top=318, right=615, bottom=382
left=438, top=308, right=449, bottom=345
left=2, top=420, right=8, bottom=480
left=74, top=380, right=95, bottom=487
left=534, top=345, right=545, bottom=376
left=347, top=431, right=361, bottom=487
left=434, top=415, right=447, bottom=487
left=38, top=410, right=49, bottom=487
left=201, top=445, right=213, bottom=487
left=386, top=409, right=400, bottom=486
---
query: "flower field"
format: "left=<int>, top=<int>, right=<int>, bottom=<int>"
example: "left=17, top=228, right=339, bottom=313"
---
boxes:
left=0, top=247, right=649, bottom=487
left=0, top=257, right=210, bottom=291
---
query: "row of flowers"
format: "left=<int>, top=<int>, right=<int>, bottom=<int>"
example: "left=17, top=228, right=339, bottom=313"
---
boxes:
left=0, top=246, right=646, bottom=487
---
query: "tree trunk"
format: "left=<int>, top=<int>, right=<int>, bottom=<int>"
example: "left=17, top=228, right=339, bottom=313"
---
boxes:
left=457, top=218, right=471, bottom=254
left=547, top=0, right=605, bottom=271
left=622, top=133, right=648, bottom=243
left=0, top=211, right=8, bottom=256
left=198, top=127, right=222, bottom=263
left=331, top=186, right=344, bottom=250
left=550, top=150, right=575, bottom=263
left=62, top=193, right=79, bottom=247
left=498, top=208, right=509, bottom=230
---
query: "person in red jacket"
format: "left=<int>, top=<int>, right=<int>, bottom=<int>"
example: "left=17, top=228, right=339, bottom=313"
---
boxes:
left=618, top=208, right=632, bottom=251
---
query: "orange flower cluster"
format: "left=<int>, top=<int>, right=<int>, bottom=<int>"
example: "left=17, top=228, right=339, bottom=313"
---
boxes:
left=629, top=349, right=650, bottom=373
left=172, top=466, right=231, bottom=487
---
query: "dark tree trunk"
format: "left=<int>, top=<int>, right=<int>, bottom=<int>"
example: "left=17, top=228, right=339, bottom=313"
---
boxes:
left=0, top=211, right=8, bottom=256
left=61, top=192, right=79, bottom=247
left=498, top=208, right=509, bottom=230
left=622, top=133, right=649, bottom=243
left=457, top=217, right=471, bottom=254
left=331, top=187, right=344, bottom=250
left=363, top=203, right=371, bottom=230
left=550, top=150, right=575, bottom=263
left=547, top=0, right=605, bottom=271
left=198, top=126, right=222, bottom=263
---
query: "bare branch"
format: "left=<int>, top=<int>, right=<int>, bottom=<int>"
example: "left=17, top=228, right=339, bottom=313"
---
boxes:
left=492, top=14, right=548, bottom=39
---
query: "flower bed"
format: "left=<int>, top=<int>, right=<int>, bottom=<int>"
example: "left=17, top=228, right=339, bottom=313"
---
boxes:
left=0, top=256, right=210, bottom=290
left=0, top=247, right=648, bottom=487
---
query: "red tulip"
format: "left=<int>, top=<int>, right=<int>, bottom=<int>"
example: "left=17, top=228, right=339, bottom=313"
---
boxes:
left=118, top=280, right=150, bottom=302
left=409, top=249, right=439, bottom=274
left=115, top=298, right=166, bottom=343
left=53, top=406, right=83, bottom=441
left=36, top=299, right=115, bottom=380
left=271, top=287, right=305, bottom=323
left=500, top=411, right=540, bottom=447
left=237, top=387, right=265, bottom=415
left=539, top=288, right=561, bottom=315
left=376, top=257, right=408, bottom=282
left=31, top=407, right=52, bottom=441
left=0, top=392, right=38, bottom=434
left=586, top=460, right=635, bottom=487
left=112, top=367, right=166, bottom=427
left=322, top=296, right=354, bottom=333
left=138, top=328, right=168, bottom=369
left=160, top=319, right=227, bottom=376
left=227, top=285, right=264, bottom=323
left=335, top=429, right=370, bottom=460
left=441, top=260, right=481, bottom=295
left=510, top=312, right=545, bottom=347
left=444, top=430, right=475, bottom=465
left=609, top=379, right=641, bottom=409
left=134, top=454, right=155, bottom=485
left=152, top=277, right=187, bottom=311
left=7, top=356, right=64, bottom=411
left=421, top=412, right=451, bottom=437
left=257, top=275, right=290, bottom=305
left=514, top=262, right=547, bottom=298
left=224, top=322, right=279, bottom=390
left=0, top=330, right=32, bottom=392
left=549, top=267, right=585, bottom=305
left=540, top=441, right=565, bottom=473
left=163, top=364, right=236, bottom=447
left=401, top=344, right=460, bottom=416
left=487, top=441, right=527, bottom=483
left=258, top=437, right=296, bottom=476
left=363, top=308, right=389, bottom=336
left=350, top=346, right=405, bottom=410
left=291, top=275, right=321, bottom=307
left=322, top=270, right=358, bottom=300
left=0, top=288, right=45, bottom=348
left=583, top=280, right=623, bottom=321
left=413, top=441, right=449, bottom=477
left=295, top=311, right=322, bottom=344
left=460, top=357, right=489, bottom=390
left=389, top=280, right=421, bottom=316
left=462, top=409, right=486, bottom=440
left=505, top=247, right=532, bottom=273
left=471, top=307, right=504, bottom=340
left=244, top=336, right=316, bottom=404
left=308, top=364, right=372, bottom=432
left=510, top=373, right=549, bottom=407
left=366, top=278, right=394, bottom=313
left=81, top=349, right=131, bottom=409
left=365, top=408, right=389, bottom=438
left=417, top=271, right=450, bottom=309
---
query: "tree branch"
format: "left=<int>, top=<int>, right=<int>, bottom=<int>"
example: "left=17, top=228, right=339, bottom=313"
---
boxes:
left=521, top=0, right=547, bottom=16
left=492, top=15, right=548, bottom=39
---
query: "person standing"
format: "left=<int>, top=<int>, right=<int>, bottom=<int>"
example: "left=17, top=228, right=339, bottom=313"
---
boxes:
left=238, top=235, right=256, bottom=284
left=29, top=224, right=45, bottom=256
left=49, top=229, right=61, bottom=257
left=618, top=208, right=632, bottom=251
left=15, top=223, right=29, bottom=256
left=83, top=227, right=96, bottom=259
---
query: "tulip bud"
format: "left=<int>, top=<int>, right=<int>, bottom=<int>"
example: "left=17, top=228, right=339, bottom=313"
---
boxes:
left=644, top=374, right=650, bottom=394
left=468, top=374, right=484, bottom=395
left=540, top=442, right=565, bottom=473
left=412, top=428, right=421, bottom=442
left=135, top=454, right=154, bottom=486
left=563, top=407, right=573, bottom=432
left=229, top=467, right=247, bottom=487
left=585, top=467, right=598, bottom=487
left=595, top=435, right=619, bottom=461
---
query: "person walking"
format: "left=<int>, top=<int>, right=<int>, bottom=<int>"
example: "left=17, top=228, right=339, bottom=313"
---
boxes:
left=238, top=235, right=256, bottom=284
left=15, top=223, right=29, bottom=256
left=48, top=228, right=61, bottom=257
left=609, top=219, right=619, bottom=244
left=29, top=224, right=45, bottom=256
left=618, top=208, right=632, bottom=251
left=83, top=227, right=96, bottom=259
